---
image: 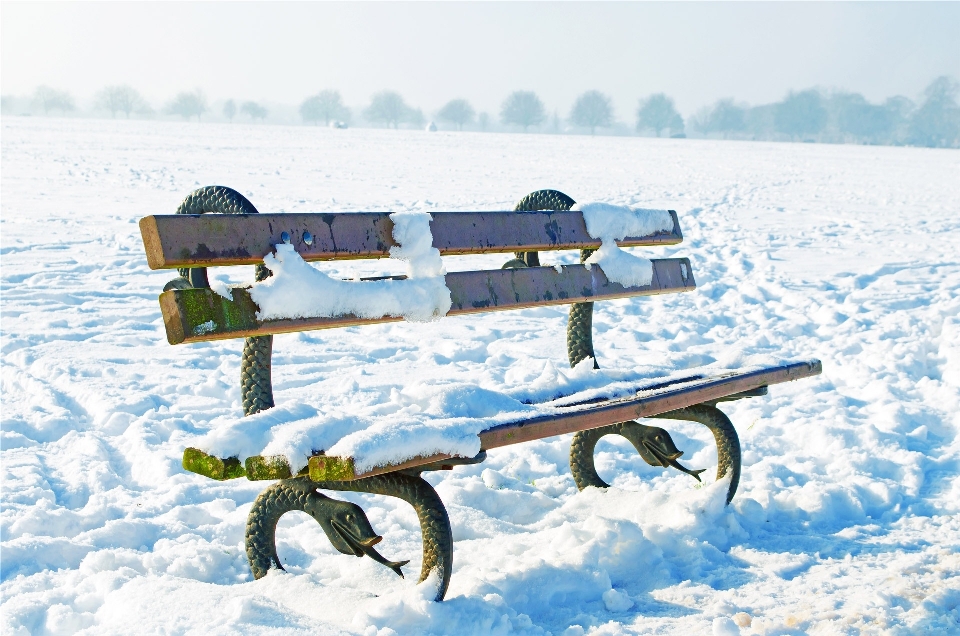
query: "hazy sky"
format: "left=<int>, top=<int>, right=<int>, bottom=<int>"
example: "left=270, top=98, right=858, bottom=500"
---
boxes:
left=2, top=2, right=958, bottom=118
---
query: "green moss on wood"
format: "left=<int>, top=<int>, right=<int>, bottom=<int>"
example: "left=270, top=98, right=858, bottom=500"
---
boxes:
left=308, top=455, right=357, bottom=481
left=245, top=455, right=293, bottom=481
left=222, top=457, right=246, bottom=479
left=183, top=448, right=245, bottom=480
left=175, top=288, right=260, bottom=338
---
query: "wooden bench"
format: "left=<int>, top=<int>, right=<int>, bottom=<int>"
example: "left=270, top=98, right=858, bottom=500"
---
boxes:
left=139, top=185, right=821, bottom=601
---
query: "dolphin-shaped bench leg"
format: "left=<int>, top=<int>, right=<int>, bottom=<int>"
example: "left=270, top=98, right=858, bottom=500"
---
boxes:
left=570, top=404, right=741, bottom=504
left=245, top=472, right=452, bottom=601
left=245, top=477, right=409, bottom=580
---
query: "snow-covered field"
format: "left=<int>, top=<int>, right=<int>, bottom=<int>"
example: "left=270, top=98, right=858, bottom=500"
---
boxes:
left=2, top=117, right=959, bottom=635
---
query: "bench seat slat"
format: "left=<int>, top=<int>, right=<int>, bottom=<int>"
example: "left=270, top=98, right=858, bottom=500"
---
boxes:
left=478, top=360, right=821, bottom=450
left=159, top=258, right=696, bottom=344
left=182, top=360, right=821, bottom=482
left=321, top=360, right=821, bottom=480
left=140, top=210, right=682, bottom=269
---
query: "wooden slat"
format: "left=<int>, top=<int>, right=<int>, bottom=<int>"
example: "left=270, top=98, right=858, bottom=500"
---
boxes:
left=306, top=452, right=459, bottom=482
left=337, top=360, right=821, bottom=480
left=479, top=360, right=821, bottom=450
left=159, top=258, right=696, bottom=344
left=139, top=210, right=682, bottom=269
left=181, top=360, right=821, bottom=482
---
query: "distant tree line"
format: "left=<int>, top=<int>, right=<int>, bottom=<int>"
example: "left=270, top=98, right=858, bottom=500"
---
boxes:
left=3, top=76, right=957, bottom=148
left=95, top=85, right=149, bottom=118
left=32, top=86, right=75, bottom=115
left=300, top=90, right=348, bottom=126
left=690, top=76, right=959, bottom=148
left=363, top=91, right=424, bottom=129
left=164, top=92, right=268, bottom=122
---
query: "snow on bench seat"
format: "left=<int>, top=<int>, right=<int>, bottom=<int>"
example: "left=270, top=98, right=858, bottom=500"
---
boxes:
left=183, top=359, right=821, bottom=482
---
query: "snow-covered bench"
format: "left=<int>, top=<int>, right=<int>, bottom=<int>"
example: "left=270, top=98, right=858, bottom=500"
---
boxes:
left=139, top=186, right=821, bottom=601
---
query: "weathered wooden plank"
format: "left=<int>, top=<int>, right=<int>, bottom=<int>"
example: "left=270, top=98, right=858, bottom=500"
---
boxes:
left=478, top=360, right=822, bottom=450
left=181, top=361, right=821, bottom=483
left=159, top=258, right=696, bottom=345
left=139, top=210, right=682, bottom=269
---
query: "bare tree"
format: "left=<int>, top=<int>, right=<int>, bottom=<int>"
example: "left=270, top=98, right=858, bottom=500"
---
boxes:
left=241, top=101, right=268, bottom=121
left=33, top=86, right=75, bottom=115
left=636, top=94, right=683, bottom=137
left=694, top=98, right=747, bottom=138
left=437, top=99, right=475, bottom=130
left=166, top=90, right=207, bottom=121
left=500, top=91, right=546, bottom=132
left=300, top=90, right=347, bottom=126
left=774, top=90, right=827, bottom=140
left=365, top=91, right=413, bottom=129
left=829, top=92, right=898, bottom=143
left=688, top=106, right=711, bottom=136
left=223, top=99, right=237, bottom=122
left=95, top=85, right=145, bottom=118
left=478, top=112, right=490, bottom=131
left=908, top=76, right=960, bottom=148
left=569, top=90, right=613, bottom=134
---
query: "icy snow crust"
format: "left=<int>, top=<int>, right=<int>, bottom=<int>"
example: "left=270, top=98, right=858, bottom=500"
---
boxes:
left=577, top=202, right=675, bottom=287
left=3, top=118, right=960, bottom=634
left=251, top=211, right=451, bottom=324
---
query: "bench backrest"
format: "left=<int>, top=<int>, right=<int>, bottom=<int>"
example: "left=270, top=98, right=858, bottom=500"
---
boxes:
left=139, top=210, right=683, bottom=269
left=140, top=209, right=697, bottom=345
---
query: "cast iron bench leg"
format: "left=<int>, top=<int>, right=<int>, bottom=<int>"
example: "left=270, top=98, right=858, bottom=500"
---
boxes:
left=168, top=185, right=276, bottom=416
left=245, top=472, right=453, bottom=601
left=650, top=405, right=742, bottom=504
left=569, top=406, right=742, bottom=504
